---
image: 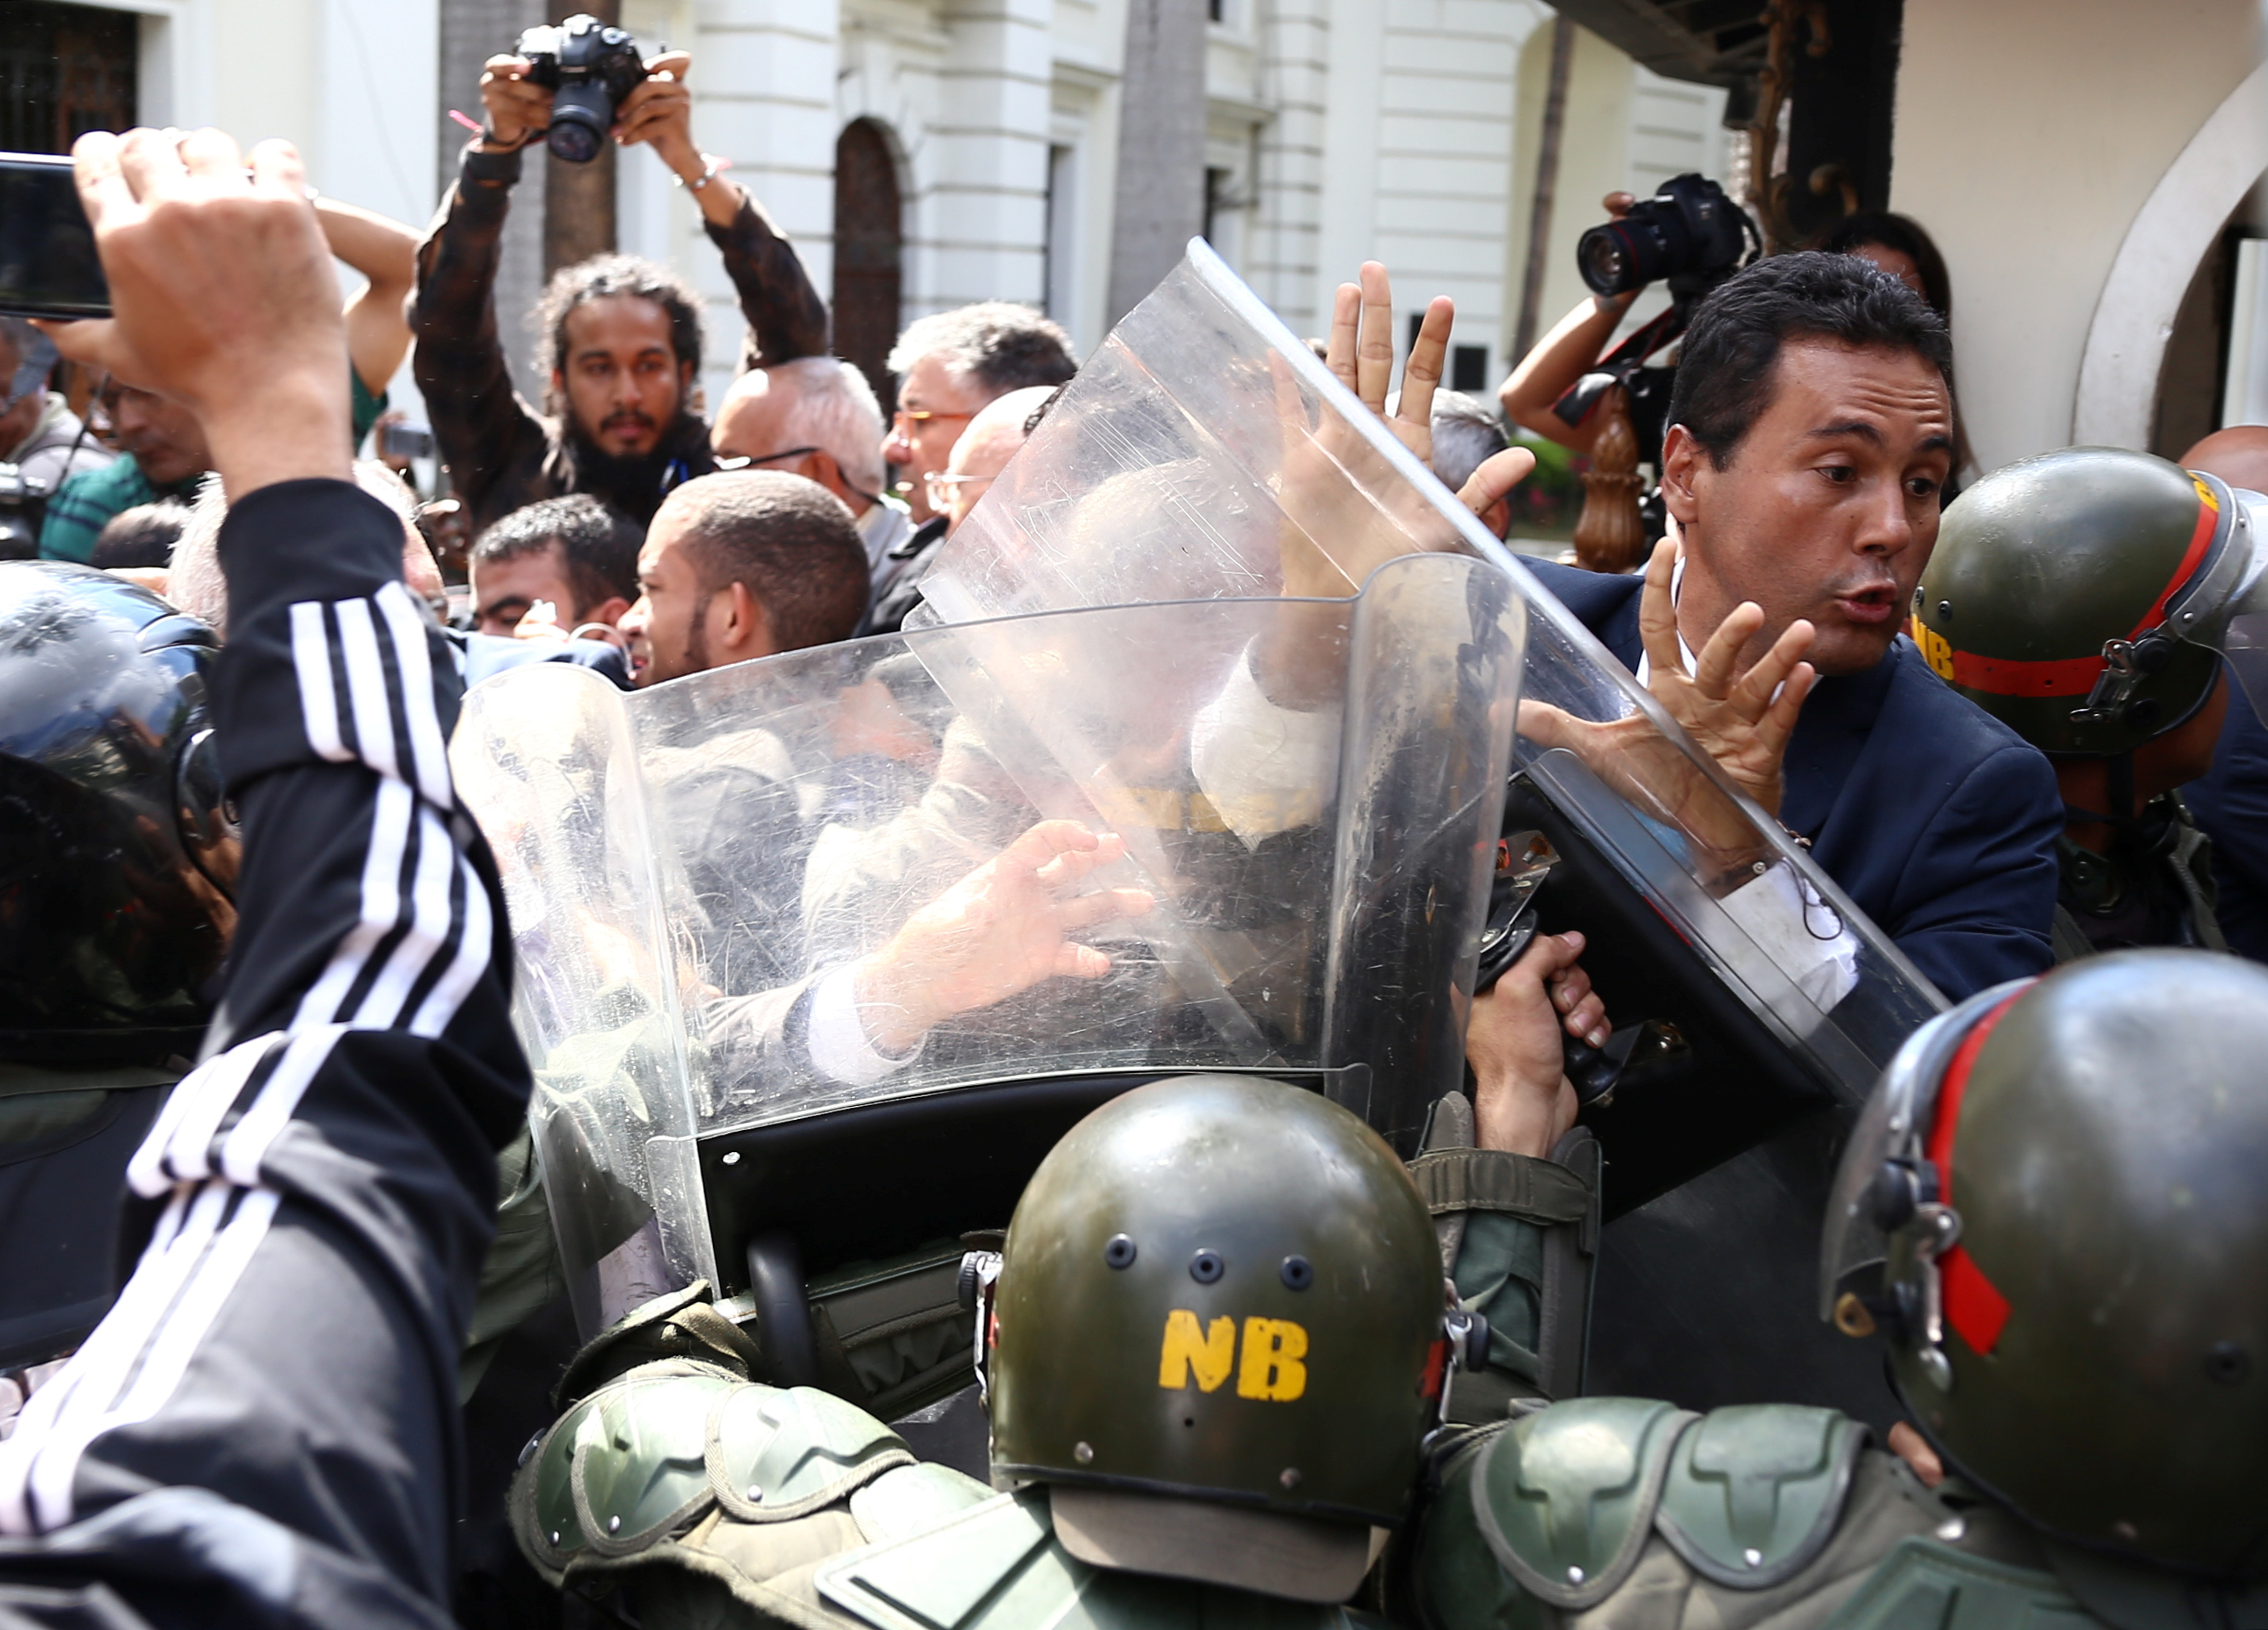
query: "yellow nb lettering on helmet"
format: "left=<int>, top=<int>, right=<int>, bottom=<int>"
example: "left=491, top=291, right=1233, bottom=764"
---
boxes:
left=1158, top=1310, right=1236, bottom=1392
left=1912, top=616, right=1954, bottom=682
left=1236, top=1317, right=1309, bottom=1401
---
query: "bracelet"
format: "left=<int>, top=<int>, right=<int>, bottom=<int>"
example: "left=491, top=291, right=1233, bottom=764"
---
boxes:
left=675, top=155, right=724, bottom=193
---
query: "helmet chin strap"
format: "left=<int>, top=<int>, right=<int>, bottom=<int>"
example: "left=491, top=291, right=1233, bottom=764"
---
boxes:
left=2061, top=751, right=2145, bottom=838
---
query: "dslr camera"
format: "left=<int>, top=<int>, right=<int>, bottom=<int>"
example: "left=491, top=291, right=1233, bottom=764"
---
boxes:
left=516, top=14, right=647, bottom=164
left=1577, top=173, right=1758, bottom=300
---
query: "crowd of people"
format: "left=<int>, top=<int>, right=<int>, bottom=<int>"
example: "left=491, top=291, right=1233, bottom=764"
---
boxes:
left=1, top=32, right=2264, bottom=1630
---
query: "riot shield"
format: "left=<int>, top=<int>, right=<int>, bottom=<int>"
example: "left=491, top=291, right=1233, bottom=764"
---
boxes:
left=915, top=237, right=1949, bottom=1422
left=454, top=554, right=1523, bottom=1387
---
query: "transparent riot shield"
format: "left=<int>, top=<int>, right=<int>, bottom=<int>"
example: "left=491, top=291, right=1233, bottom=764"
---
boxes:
left=455, top=553, right=1523, bottom=1351
left=914, top=237, right=1950, bottom=1423
left=920, top=237, right=1943, bottom=1102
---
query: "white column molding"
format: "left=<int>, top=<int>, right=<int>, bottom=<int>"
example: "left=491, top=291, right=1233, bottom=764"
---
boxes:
left=2074, top=59, right=2268, bottom=449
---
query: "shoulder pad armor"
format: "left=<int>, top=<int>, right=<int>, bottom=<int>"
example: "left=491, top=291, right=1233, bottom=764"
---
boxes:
left=1416, top=1400, right=1884, bottom=1624
left=1654, top=1404, right=1868, bottom=1587
left=511, top=1357, right=913, bottom=1585
left=1424, top=1397, right=1694, bottom=1618
left=1828, top=1537, right=2091, bottom=1629
left=817, top=1488, right=1390, bottom=1630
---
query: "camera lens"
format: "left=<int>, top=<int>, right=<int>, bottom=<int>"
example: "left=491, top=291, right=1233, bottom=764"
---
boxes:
left=547, top=85, right=613, bottom=163
left=1576, top=213, right=1680, bottom=296
left=1576, top=226, right=1633, bottom=296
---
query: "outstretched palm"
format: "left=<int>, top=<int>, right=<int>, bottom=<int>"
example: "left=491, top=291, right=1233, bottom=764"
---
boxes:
left=854, top=819, right=1155, bottom=1052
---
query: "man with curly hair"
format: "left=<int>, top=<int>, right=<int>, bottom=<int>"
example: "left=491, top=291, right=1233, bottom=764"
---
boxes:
left=413, top=42, right=829, bottom=533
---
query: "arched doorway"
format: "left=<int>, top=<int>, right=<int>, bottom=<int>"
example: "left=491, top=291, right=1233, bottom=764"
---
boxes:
left=833, top=120, right=904, bottom=413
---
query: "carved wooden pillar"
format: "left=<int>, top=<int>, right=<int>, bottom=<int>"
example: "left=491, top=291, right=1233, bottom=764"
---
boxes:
left=1572, top=386, right=1647, bottom=574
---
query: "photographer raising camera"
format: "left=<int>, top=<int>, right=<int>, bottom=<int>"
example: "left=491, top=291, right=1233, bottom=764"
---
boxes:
left=412, top=14, right=831, bottom=534
left=1501, top=183, right=1970, bottom=542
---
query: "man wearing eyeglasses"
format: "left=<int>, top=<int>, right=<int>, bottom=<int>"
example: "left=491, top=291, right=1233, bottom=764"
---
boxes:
left=878, top=303, right=1076, bottom=528
left=865, top=384, right=1057, bottom=636
left=710, top=355, right=910, bottom=591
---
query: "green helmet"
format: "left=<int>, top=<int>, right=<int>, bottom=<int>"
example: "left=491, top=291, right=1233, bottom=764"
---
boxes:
left=1820, top=951, right=2268, bottom=1579
left=983, top=1074, right=1459, bottom=1603
left=1914, top=446, right=2250, bottom=756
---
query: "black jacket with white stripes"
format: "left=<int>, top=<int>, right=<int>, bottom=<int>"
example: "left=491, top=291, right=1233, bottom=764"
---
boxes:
left=0, top=479, right=531, bottom=1629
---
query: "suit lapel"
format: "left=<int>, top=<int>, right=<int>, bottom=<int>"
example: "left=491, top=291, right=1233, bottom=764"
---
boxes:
left=1781, top=645, right=1900, bottom=837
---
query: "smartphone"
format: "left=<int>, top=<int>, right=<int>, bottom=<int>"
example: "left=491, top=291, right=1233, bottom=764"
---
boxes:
left=0, top=152, right=110, bottom=319
left=381, top=422, right=437, bottom=460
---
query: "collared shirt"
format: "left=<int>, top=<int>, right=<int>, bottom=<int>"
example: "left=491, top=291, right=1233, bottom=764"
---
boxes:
left=39, top=457, right=203, bottom=564
left=858, top=495, right=915, bottom=585
left=6, top=394, right=115, bottom=493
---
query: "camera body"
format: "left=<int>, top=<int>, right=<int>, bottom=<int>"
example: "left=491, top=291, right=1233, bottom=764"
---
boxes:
left=516, top=14, right=646, bottom=165
left=380, top=422, right=436, bottom=462
left=0, top=462, right=50, bottom=561
left=1577, top=173, right=1757, bottom=300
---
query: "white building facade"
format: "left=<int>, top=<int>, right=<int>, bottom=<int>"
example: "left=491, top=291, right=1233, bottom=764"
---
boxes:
left=640, top=0, right=1733, bottom=410
left=43, top=0, right=1729, bottom=417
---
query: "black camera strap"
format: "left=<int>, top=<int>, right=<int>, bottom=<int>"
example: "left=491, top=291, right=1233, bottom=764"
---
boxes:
left=1551, top=300, right=1691, bottom=430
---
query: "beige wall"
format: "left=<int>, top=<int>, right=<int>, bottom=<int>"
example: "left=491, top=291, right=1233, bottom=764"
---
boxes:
left=1892, top=0, right=2266, bottom=476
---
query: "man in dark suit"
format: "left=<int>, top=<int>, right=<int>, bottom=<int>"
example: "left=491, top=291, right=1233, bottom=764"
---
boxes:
left=1510, top=254, right=2060, bottom=1000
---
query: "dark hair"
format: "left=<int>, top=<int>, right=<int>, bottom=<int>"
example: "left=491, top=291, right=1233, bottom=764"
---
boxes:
left=1666, top=251, right=1954, bottom=470
left=534, top=254, right=704, bottom=418
left=673, top=471, right=869, bottom=652
left=1816, top=213, right=1973, bottom=479
left=472, top=493, right=642, bottom=616
left=1817, top=211, right=1953, bottom=325
left=886, top=303, right=1077, bottom=396
left=90, top=501, right=191, bottom=569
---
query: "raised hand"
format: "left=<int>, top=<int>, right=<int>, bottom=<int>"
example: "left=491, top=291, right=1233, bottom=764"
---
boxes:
left=1633, top=530, right=1816, bottom=819
left=852, top=820, right=1156, bottom=1053
left=611, top=51, right=695, bottom=157
left=477, top=54, right=552, bottom=150
left=40, top=129, right=348, bottom=498
left=1517, top=534, right=1815, bottom=874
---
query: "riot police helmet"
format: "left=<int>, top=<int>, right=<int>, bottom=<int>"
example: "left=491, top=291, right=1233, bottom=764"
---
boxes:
left=1, top=560, right=234, bottom=1063
left=982, top=1073, right=1466, bottom=1604
left=1821, top=949, right=2268, bottom=1578
left=1913, top=446, right=2268, bottom=757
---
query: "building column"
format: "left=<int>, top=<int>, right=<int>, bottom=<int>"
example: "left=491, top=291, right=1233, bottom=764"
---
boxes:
left=686, top=0, right=844, bottom=405
left=922, top=0, right=1056, bottom=314
left=1249, top=0, right=1331, bottom=334
left=1105, top=0, right=1208, bottom=325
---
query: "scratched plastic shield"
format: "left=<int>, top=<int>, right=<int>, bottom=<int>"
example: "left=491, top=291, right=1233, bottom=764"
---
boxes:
left=919, top=237, right=1946, bottom=1111
left=453, top=551, right=1523, bottom=1334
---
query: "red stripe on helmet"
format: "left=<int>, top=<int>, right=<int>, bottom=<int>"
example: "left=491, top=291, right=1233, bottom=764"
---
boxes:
left=1924, top=989, right=2028, bottom=1357
left=1937, top=487, right=2222, bottom=698
left=1942, top=1247, right=2012, bottom=1356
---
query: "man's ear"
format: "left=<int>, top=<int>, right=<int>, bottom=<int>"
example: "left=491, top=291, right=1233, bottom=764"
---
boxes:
left=1659, top=424, right=1705, bottom=528
left=803, top=449, right=853, bottom=505
left=722, top=578, right=774, bottom=660
left=580, top=594, right=632, bottom=629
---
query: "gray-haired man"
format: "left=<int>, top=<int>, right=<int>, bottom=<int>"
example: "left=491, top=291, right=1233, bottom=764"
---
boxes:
left=879, top=302, right=1076, bottom=528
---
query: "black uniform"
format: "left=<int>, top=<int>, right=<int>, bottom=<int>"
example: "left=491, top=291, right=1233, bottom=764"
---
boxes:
left=0, top=480, right=532, bottom=1629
